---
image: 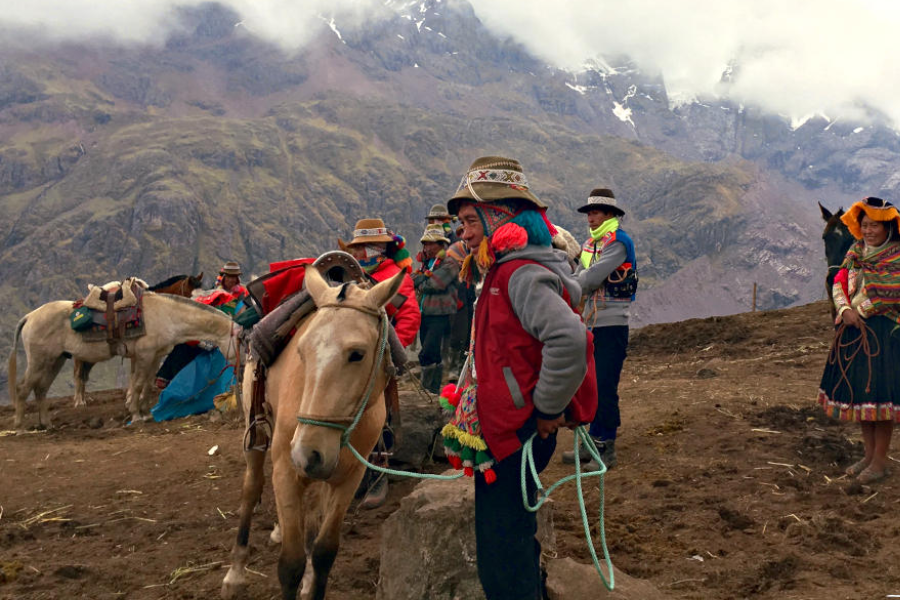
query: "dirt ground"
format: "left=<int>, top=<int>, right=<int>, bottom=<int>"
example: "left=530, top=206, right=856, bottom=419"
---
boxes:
left=2, top=300, right=899, bottom=600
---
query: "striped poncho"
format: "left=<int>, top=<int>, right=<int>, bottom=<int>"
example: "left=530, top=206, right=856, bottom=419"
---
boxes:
left=840, top=239, right=900, bottom=324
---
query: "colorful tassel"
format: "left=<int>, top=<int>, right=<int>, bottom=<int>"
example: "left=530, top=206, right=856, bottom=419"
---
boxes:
left=464, top=466, right=474, bottom=477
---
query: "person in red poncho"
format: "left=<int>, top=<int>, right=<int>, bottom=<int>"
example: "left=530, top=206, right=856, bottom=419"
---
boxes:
left=339, top=218, right=421, bottom=508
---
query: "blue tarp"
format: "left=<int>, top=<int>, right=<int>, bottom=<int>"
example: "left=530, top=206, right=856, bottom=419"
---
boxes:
left=151, top=349, right=234, bottom=422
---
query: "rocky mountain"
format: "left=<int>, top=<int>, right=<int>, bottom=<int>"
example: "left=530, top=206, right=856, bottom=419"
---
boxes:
left=1, top=0, right=888, bottom=394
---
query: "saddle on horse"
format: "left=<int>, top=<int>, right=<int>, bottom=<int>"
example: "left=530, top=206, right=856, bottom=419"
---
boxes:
left=72, top=277, right=147, bottom=356
left=241, top=252, right=407, bottom=453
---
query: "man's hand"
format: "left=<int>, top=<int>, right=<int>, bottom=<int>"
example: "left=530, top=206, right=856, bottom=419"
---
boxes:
left=536, top=415, right=566, bottom=439
left=841, top=308, right=863, bottom=328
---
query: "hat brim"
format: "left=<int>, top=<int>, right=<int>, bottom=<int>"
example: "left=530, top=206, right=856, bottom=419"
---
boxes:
left=421, top=235, right=450, bottom=244
left=221, top=271, right=242, bottom=276
left=448, top=183, right=546, bottom=215
left=577, top=202, right=625, bottom=216
left=841, top=202, right=900, bottom=239
left=345, top=233, right=395, bottom=246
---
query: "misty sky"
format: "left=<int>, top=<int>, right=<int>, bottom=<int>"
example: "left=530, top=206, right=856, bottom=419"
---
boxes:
left=2, top=0, right=899, bottom=127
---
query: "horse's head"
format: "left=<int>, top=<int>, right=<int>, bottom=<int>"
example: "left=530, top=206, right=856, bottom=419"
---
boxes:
left=189, top=272, right=204, bottom=291
left=289, top=265, right=404, bottom=480
left=819, top=202, right=854, bottom=284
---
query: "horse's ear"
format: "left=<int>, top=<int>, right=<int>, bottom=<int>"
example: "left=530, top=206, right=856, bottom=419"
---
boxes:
left=819, top=201, right=833, bottom=221
left=304, top=265, right=331, bottom=306
left=368, top=269, right=405, bottom=310
left=836, top=208, right=845, bottom=218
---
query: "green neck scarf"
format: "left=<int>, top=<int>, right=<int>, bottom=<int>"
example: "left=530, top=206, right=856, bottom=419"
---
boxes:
left=580, top=218, right=619, bottom=269
left=590, top=217, right=619, bottom=241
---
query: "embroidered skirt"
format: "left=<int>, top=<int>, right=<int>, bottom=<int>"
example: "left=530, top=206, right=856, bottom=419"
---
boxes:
left=818, top=315, right=900, bottom=422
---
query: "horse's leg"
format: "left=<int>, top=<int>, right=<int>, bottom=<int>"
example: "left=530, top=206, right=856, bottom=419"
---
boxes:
left=126, top=354, right=155, bottom=422
left=273, top=455, right=307, bottom=600
left=12, top=372, right=31, bottom=430
left=73, top=360, right=94, bottom=408
left=306, top=468, right=367, bottom=600
left=34, top=355, right=67, bottom=429
left=222, top=448, right=267, bottom=599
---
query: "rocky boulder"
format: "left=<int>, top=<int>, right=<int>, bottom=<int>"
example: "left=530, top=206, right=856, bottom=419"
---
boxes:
left=546, top=557, right=671, bottom=600
left=377, top=472, right=555, bottom=600
left=391, top=389, right=445, bottom=468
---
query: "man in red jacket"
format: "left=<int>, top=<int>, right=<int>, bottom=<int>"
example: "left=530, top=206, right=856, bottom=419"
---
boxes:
left=447, top=157, right=589, bottom=600
left=341, top=218, right=421, bottom=508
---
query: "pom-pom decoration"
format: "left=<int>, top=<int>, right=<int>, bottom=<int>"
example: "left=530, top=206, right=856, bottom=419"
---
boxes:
left=490, top=222, right=528, bottom=253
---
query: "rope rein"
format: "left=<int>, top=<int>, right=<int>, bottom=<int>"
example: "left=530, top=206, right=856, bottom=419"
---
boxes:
left=828, top=320, right=881, bottom=401
left=295, top=312, right=390, bottom=446
left=292, top=302, right=615, bottom=592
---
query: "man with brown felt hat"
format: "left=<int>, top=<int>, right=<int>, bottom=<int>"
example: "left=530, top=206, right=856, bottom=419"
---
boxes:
left=412, top=224, right=460, bottom=393
left=339, top=217, right=421, bottom=510
left=442, top=156, right=595, bottom=600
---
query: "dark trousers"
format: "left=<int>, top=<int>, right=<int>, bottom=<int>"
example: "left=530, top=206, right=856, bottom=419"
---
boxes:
left=446, top=299, right=472, bottom=365
left=588, top=325, right=629, bottom=440
left=475, top=432, right=556, bottom=600
left=418, top=314, right=450, bottom=367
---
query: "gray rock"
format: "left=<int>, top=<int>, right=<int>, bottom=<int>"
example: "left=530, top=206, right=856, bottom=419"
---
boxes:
left=377, top=471, right=555, bottom=600
left=546, top=557, right=671, bottom=600
left=391, top=390, right=445, bottom=468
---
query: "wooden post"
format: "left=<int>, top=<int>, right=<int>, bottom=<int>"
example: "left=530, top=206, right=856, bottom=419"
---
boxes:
left=752, top=282, right=757, bottom=312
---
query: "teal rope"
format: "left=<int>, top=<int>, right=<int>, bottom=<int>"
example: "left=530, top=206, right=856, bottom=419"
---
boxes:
left=522, top=427, right=615, bottom=591
left=296, top=313, right=613, bottom=591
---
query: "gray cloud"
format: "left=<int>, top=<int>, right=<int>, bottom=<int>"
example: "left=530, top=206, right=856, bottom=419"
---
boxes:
left=3, top=0, right=899, bottom=127
left=469, top=0, right=900, bottom=127
left=0, top=0, right=384, bottom=51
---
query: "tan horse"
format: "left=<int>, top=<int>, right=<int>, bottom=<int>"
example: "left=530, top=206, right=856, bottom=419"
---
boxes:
left=9, top=293, right=237, bottom=429
left=73, top=274, right=203, bottom=408
left=222, top=265, right=403, bottom=600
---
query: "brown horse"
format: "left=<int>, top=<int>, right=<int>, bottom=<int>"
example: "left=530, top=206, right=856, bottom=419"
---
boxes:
left=819, top=202, right=854, bottom=319
left=73, top=273, right=204, bottom=407
left=222, top=265, right=404, bottom=600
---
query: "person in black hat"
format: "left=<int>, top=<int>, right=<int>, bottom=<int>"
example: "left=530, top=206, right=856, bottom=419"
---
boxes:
left=562, top=188, right=637, bottom=470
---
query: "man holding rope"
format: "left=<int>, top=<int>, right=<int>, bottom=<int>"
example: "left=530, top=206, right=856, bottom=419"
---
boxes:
left=445, top=156, right=593, bottom=600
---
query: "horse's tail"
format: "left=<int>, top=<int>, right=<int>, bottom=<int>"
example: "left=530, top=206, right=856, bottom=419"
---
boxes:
left=8, top=316, right=26, bottom=406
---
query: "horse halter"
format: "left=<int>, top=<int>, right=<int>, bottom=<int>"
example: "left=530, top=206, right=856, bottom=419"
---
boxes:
left=295, top=303, right=390, bottom=447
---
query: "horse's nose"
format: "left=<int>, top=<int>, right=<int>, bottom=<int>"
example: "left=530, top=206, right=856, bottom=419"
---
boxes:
left=291, top=444, right=333, bottom=479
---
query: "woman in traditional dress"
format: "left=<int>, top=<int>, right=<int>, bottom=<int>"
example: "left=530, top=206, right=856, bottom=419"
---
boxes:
left=818, top=196, right=900, bottom=484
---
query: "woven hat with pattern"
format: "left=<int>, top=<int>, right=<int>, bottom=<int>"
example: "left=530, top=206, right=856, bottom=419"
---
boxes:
left=447, top=156, right=546, bottom=215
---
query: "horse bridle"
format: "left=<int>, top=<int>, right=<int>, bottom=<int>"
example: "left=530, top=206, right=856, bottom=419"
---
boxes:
left=294, top=303, right=390, bottom=446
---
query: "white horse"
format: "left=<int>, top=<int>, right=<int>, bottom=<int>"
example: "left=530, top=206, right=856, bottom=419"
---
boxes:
left=9, top=293, right=237, bottom=429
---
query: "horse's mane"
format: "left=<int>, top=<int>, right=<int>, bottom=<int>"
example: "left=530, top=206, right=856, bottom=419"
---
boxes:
left=149, top=275, right=189, bottom=291
left=154, top=293, right=233, bottom=319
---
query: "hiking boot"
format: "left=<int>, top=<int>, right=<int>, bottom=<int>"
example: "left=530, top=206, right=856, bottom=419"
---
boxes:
left=421, top=364, right=443, bottom=394
left=359, top=475, right=388, bottom=509
left=562, top=435, right=605, bottom=464
left=585, top=439, right=617, bottom=471
left=561, top=444, right=594, bottom=464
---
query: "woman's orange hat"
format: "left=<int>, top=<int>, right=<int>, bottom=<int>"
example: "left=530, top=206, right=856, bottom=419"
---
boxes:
left=840, top=196, right=900, bottom=239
